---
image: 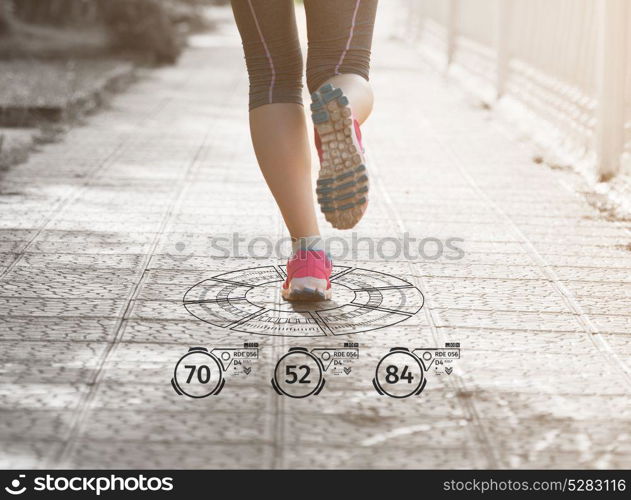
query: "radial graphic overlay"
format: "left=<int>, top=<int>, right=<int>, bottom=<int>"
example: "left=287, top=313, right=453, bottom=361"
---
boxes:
left=182, top=265, right=424, bottom=337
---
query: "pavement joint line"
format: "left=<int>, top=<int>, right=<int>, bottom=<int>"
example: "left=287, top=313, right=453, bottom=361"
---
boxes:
left=345, top=303, right=413, bottom=316
left=442, top=142, right=631, bottom=390
left=311, top=312, right=334, bottom=336
left=368, top=149, right=501, bottom=468
left=227, top=308, right=267, bottom=329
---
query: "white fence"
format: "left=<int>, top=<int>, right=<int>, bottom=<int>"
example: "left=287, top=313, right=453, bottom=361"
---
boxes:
left=397, top=0, right=630, bottom=182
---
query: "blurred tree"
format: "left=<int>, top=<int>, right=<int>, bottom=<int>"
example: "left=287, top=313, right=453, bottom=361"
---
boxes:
left=102, top=0, right=182, bottom=64
left=0, top=0, right=15, bottom=35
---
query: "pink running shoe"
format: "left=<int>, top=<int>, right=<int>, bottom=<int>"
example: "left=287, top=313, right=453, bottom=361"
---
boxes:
left=312, top=83, right=369, bottom=230
left=282, top=250, right=332, bottom=301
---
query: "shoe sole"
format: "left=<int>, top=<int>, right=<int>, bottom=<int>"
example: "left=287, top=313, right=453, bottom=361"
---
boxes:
left=311, top=84, right=368, bottom=230
left=281, top=277, right=332, bottom=302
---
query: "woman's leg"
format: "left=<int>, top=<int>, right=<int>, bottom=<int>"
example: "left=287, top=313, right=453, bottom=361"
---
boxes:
left=230, top=0, right=319, bottom=240
left=304, top=0, right=378, bottom=125
left=304, top=0, right=378, bottom=229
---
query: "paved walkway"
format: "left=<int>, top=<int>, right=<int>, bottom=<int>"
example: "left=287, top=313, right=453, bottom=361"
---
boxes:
left=1, top=6, right=630, bottom=469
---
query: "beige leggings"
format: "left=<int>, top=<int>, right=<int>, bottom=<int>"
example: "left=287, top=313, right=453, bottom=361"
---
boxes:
left=230, top=0, right=378, bottom=110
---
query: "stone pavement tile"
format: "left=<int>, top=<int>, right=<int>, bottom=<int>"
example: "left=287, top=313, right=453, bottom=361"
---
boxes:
left=66, top=442, right=272, bottom=469
left=0, top=252, right=18, bottom=267
left=98, top=162, right=186, bottom=182
left=78, top=410, right=270, bottom=444
left=517, top=223, right=628, bottom=239
left=29, top=240, right=151, bottom=255
left=457, top=241, right=528, bottom=255
left=90, top=383, right=270, bottom=413
left=600, top=334, right=631, bottom=354
left=561, top=280, right=631, bottom=298
left=0, top=241, right=24, bottom=253
left=469, top=391, right=631, bottom=422
left=0, top=341, right=108, bottom=384
left=95, top=342, right=276, bottom=385
left=0, top=410, right=76, bottom=441
left=526, top=234, right=627, bottom=247
left=281, top=445, right=483, bottom=469
left=398, top=229, right=522, bottom=245
left=0, top=268, right=137, bottom=299
left=164, top=219, right=281, bottom=236
left=437, top=328, right=598, bottom=355
left=426, top=287, right=570, bottom=313
left=573, top=297, right=631, bottom=315
left=6, top=159, right=100, bottom=181
left=0, top=383, right=86, bottom=410
left=459, top=351, right=629, bottom=395
left=0, top=298, right=125, bottom=318
left=588, top=315, right=631, bottom=335
left=0, top=440, right=63, bottom=469
left=45, top=185, right=172, bottom=210
left=32, top=229, right=155, bottom=244
left=431, top=309, right=583, bottom=332
left=1, top=317, right=117, bottom=342
left=46, top=220, right=164, bottom=233
left=0, top=341, right=106, bottom=362
left=53, top=210, right=165, bottom=225
left=144, top=263, right=283, bottom=284
left=485, top=418, right=631, bottom=469
left=283, top=414, right=471, bottom=450
left=387, top=189, right=483, bottom=204
left=136, top=282, right=195, bottom=301
left=551, top=267, right=631, bottom=283
left=357, top=322, right=434, bottom=341
left=0, top=183, right=74, bottom=206
left=538, top=253, right=631, bottom=268
left=118, top=319, right=256, bottom=345
left=147, top=256, right=287, bottom=276
left=279, top=381, right=465, bottom=419
left=376, top=218, right=492, bottom=235
left=129, top=299, right=198, bottom=322
left=0, top=229, right=36, bottom=241
left=18, top=252, right=144, bottom=270
left=150, top=251, right=283, bottom=268
left=0, top=212, right=49, bottom=230
left=416, top=263, right=546, bottom=280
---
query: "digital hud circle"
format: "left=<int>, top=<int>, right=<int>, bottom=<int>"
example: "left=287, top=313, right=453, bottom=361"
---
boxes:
left=183, top=265, right=424, bottom=336
left=374, top=349, right=425, bottom=398
left=272, top=348, right=325, bottom=398
left=172, top=348, right=224, bottom=398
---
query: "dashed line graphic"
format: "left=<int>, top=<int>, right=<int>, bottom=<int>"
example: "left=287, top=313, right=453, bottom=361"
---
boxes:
left=182, top=265, right=424, bottom=336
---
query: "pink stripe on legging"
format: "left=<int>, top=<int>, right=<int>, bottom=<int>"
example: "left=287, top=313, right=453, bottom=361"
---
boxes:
left=334, top=0, right=361, bottom=75
left=247, top=0, right=275, bottom=104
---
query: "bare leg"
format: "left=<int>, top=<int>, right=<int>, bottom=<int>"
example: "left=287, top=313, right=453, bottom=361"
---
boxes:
left=230, top=0, right=319, bottom=240
left=321, top=73, right=374, bottom=124
left=249, top=103, right=320, bottom=239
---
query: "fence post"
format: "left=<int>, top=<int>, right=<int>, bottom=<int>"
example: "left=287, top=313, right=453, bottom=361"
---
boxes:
left=595, top=0, right=628, bottom=181
left=447, top=0, right=460, bottom=68
left=495, top=0, right=511, bottom=99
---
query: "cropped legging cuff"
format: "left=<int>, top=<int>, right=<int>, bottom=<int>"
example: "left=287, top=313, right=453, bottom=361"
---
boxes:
left=231, top=0, right=378, bottom=111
